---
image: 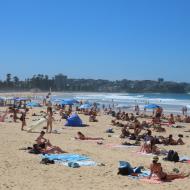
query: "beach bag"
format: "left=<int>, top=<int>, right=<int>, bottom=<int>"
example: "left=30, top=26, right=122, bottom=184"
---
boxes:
left=167, top=150, right=174, bottom=161
left=40, top=158, right=55, bottom=165
left=172, top=152, right=179, bottom=162
left=165, top=150, right=179, bottom=162
left=117, top=161, right=133, bottom=176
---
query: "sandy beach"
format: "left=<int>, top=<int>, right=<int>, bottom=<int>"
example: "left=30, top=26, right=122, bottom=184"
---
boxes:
left=0, top=93, right=190, bottom=190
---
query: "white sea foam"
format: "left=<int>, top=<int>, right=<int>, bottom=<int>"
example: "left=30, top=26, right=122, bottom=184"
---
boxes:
left=54, top=92, right=190, bottom=114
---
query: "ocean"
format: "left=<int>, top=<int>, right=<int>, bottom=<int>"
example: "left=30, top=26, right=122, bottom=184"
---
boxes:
left=51, top=92, right=190, bottom=114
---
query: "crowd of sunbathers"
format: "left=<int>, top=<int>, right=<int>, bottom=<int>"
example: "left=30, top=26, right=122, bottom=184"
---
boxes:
left=1, top=98, right=190, bottom=183
left=109, top=107, right=186, bottom=155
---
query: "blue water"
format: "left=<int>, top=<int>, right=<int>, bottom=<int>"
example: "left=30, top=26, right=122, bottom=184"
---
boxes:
left=51, top=92, right=190, bottom=114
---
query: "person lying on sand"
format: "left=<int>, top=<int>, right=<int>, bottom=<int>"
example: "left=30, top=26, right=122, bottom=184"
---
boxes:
left=153, top=125, right=166, bottom=132
left=149, top=156, right=189, bottom=181
left=75, top=131, right=104, bottom=140
left=35, top=131, right=66, bottom=154
left=121, top=140, right=140, bottom=146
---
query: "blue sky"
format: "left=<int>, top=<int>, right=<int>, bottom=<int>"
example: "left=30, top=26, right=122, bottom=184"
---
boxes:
left=0, top=0, right=189, bottom=82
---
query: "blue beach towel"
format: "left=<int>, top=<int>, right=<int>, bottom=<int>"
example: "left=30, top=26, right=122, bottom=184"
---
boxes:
left=41, top=154, right=96, bottom=167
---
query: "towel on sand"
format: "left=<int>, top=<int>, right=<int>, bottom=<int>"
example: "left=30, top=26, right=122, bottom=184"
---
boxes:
left=41, top=154, right=96, bottom=167
left=128, top=170, right=151, bottom=180
left=140, top=176, right=187, bottom=184
left=140, top=176, right=164, bottom=184
left=179, top=156, right=190, bottom=163
left=105, top=144, right=138, bottom=149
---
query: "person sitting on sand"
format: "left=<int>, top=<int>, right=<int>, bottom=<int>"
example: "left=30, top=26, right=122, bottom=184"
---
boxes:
left=75, top=131, right=104, bottom=140
left=149, top=156, right=189, bottom=181
left=35, top=131, right=66, bottom=154
left=120, top=125, right=130, bottom=138
left=164, top=134, right=184, bottom=145
left=144, top=130, right=154, bottom=142
left=168, top=114, right=175, bottom=124
left=133, top=119, right=142, bottom=136
left=175, top=115, right=182, bottom=122
left=129, top=113, right=135, bottom=121
left=89, top=114, right=97, bottom=122
left=155, top=107, right=162, bottom=121
left=141, top=121, right=149, bottom=128
left=140, top=138, right=163, bottom=155
left=111, top=119, right=117, bottom=125
left=124, top=113, right=130, bottom=121
left=183, top=115, right=190, bottom=123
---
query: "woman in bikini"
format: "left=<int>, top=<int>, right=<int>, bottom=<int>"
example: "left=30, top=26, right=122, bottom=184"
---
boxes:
left=46, top=107, right=53, bottom=133
left=75, top=131, right=104, bottom=140
left=35, top=131, right=66, bottom=154
left=149, top=156, right=189, bottom=181
left=20, top=108, right=29, bottom=131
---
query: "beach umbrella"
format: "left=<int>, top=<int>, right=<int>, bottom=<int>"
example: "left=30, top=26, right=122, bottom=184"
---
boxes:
left=61, top=99, right=78, bottom=106
left=79, top=104, right=92, bottom=109
left=144, top=104, right=161, bottom=109
left=26, top=102, right=41, bottom=107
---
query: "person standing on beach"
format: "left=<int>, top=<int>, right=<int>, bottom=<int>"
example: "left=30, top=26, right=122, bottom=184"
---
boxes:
left=46, top=107, right=53, bottom=133
left=13, top=108, right=18, bottom=122
left=20, top=108, right=28, bottom=131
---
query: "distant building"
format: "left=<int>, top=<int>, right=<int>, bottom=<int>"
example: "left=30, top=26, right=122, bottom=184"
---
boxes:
left=54, top=74, right=67, bottom=91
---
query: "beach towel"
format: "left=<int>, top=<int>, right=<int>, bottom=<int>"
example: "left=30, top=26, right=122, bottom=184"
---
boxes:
left=140, top=176, right=187, bottom=184
left=128, top=170, right=151, bottom=180
left=136, top=150, right=167, bottom=156
left=140, top=177, right=164, bottom=184
left=179, top=156, right=190, bottom=163
left=136, top=152, right=154, bottom=156
left=57, top=160, right=97, bottom=167
left=41, top=154, right=96, bottom=167
left=105, top=143, right=138, bottom=149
